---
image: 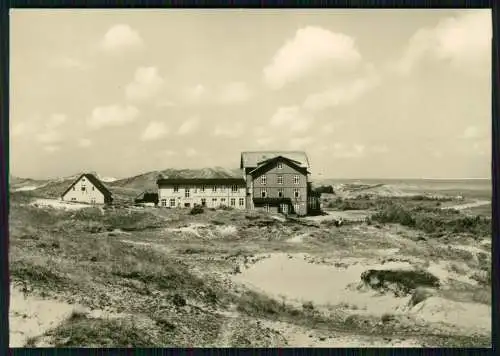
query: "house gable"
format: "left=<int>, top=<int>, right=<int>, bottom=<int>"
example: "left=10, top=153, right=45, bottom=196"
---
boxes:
left=240, top=151, right=310, bottom=169
left=249, top=156, right=310, bottom=178
left=61, top=173, right=112, bottom=200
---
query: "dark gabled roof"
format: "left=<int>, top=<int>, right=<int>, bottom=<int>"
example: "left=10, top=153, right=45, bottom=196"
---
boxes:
left=157, top=177, right=246, bottom=186
left=248, top=156, right=311, bottom=177
left=240, top=151, right=310, bottom=169
left=61, top=173, right=113, bottom=198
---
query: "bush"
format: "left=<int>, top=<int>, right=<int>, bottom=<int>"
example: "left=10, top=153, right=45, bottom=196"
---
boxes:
left=190, top=205, right=204, bottom=215
left=360, top=269, right=440, bottom=295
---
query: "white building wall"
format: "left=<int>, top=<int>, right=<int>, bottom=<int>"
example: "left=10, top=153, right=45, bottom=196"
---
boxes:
left=61, top=177, right=105, bottom=204
left=158, top=184, right=246, bottom=209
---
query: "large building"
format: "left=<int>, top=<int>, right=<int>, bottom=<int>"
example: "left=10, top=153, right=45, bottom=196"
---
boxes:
left=156, top=150, right=319, bottom=216
left=157, top=177, right=246, bottom=209
left=61, top=173, right=113, bottom=205
left=240, top=151, right=310, bottom=216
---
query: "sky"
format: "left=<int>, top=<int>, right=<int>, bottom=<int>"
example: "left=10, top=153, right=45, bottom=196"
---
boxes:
left=10, top=9, right=492, bottom=180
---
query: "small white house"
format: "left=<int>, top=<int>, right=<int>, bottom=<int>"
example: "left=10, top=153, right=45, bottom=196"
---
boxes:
left=61, top=173, right=113, bottom=205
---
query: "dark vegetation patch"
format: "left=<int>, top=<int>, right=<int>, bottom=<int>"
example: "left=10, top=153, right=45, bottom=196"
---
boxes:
left=361, top=269, right=440, bottom=296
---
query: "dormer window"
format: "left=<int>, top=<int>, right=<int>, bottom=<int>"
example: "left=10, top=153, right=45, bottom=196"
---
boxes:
left=277, top=162, right=283, bottom=169
left=261, top=175, right=267, bottom=185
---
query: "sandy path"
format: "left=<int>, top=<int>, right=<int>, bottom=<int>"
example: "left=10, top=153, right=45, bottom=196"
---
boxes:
left=441, top=200, right=490, bottom=211
left=9, top=285, right=75, bottom=347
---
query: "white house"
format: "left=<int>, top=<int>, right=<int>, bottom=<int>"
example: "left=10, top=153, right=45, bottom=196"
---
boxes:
left=61, top=173, right=113, bottom=205
left=157, top=177, right=246, bottom=209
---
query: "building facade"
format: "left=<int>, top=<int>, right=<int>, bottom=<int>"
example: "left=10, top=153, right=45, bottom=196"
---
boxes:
left=61, top=173, right=113, bottom=205
left=157, top=178, right=247, bottom=209
left=240, top=152, right=311, bottom=216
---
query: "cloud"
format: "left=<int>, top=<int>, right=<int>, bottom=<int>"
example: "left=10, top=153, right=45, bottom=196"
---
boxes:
left=270, top=106, right=313, bottom=133
left=461, top=126, right=480, bottom=139
left=50, top=56, right=86, bottom=70
left=141, top=121, right=169, bottom=141
left=35, top=114, right=68, bottom=145
left=332, top=143, right=366, bottom=158
left=213, top=122, right=244, bottom=138
left=303, top=69, right=380, bottom=112
left=263, top=26, right=362, bottom=90
left=177, top=116, right=200, bottom=135
left=36, top=130, right=63, bottom=144
left=125, top=67, right=165, bottom=102
left=101, top=24, right=143, bottom=51
left=11, top=122, right=32, bottom=137
left=217, top=82, right=253, bottom=104
left=185, top=148, right=199, bottom=157
left=289, top=137, right=313, bottom=150
left=87, top=105, right=139, bottom=130
left=183, top=84, right=206, bottom=104
left=43, top=145, right=60, bottom=153
left=78, top=138, right=92, bottom=148
left=394, top=11, right=491, bottom=75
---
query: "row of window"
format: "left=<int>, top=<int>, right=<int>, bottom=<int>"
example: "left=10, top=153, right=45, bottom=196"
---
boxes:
left=172, top=185, right=242, bottom=193
left=260, top=175, right=300, bottom=185
left=161, top=197, right=245, bottom=207
left=73, top=185, right=95, bottom=192
left=262, top=203, right=300, bottom=213
left=260, top=188, right=301, bottom=198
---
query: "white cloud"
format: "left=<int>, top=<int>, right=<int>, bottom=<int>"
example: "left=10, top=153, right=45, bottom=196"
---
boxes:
left=289, top=137, right=313, bottom=150
left=78, top=138, right=92, bottom=148
left=395, top=11, right=491, bottom=75
left=45, top=114, right=67, bottom=130
left=36, top=130, right=63, bottom=144
left=217, top=82, right=253, bottom=104
left=303, top=69, right=380, bottom=112
left=125, top=67, right=165, bottom=102
left=11, top=122, right=32, bottom=137
left=263, top=26, right=362, bottom=90
left=461, top=126, right=480, bottom=139
left=183, top=84, right=206, bottom=104
left=332, top=143, right=366, bottom=158
left=177, top=116, right=200, bottom=135
left=87, top=105, right=139, bottom=130
left=185, top=148, right=199, bottom=157
left=270, top=106, right=313, bottom=133
left=101, top=24, right=143, bottom=51
left=213, top=123, right=244, bottom=138
left=141, top=121, right=169, bottom=141
left=50, top=56, right=86, bottom=70
left=44, top=145, right=60, bottom=153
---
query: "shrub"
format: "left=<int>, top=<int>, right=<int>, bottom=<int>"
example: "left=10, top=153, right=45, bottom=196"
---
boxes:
left=190, top=205, right=204, bottom=215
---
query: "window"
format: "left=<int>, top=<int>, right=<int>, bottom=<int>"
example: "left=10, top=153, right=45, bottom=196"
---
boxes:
left=277, top=175, right=283, bottom=185
left=212, top=186, right=217, bottom=192
left=221, top=186, right=226, bottom=192
left=294, top=204, right=300, bottom=214
left=277, top=162, right=283, bottom=169
left=294, top=188, right=300, bottom=198
left=71, top=198, right=76, bottom=201
left=201, top=198, right=206, bottom=207
left=91, top=198, right=96, bottom=204
left=231, top=185, right=238, bottom=193
left=81, top=185, right=86, bottom=191
left=169, top=199, right=175, bottom=207
left=293, top=175, right=300, bottom=184
left=184, top=203, right=191, bottom=208
left=261, top=175, right=267, bottom=185
left=174, top=186, right=179, bottom=193
left=278, top=188, right=283, bottom=198
left=239, top=198, right=245, bottom=206
left=230, top=198, right=236, bottom=206
left=221, top=198, right=226, bottom=204
left=264, top=204, right=270, bottom=212
left=201, top=185, right=205, bottom=192
left=261, top=189, right=267, bottom=198
left=212, top=198, right=217, bottom=204
left=185, top=188, right=190, bottom=198
left=72, top=186, right=75, bottom=191
left=92, top=186, right=95, bottom=191
left=82, top=178, right=86, bottom=182
left=161, top=199, right=167, bottom=207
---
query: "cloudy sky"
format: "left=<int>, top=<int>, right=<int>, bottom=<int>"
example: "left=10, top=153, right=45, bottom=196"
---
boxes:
left=10, top=9, right=491, bottom=179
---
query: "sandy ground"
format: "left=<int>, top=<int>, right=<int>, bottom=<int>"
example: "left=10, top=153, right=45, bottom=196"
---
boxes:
left=31, top=199, right=92, bottom=211
left=231, top=252, right=491, bottom=336
left=305, top=210, right=370, bottom=223
left=9, top=285, right=75, bottom=347
left=441, top=200, right=490, bottom=211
